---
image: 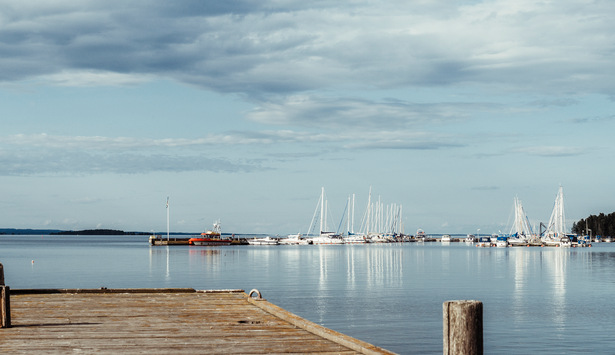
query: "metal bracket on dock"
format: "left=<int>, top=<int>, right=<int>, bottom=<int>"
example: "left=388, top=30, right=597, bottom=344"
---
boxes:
left=248, top=289, right=263, bottom=300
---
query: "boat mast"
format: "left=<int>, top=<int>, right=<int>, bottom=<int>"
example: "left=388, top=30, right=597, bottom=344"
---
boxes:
left=366, top=187, right=372, bottom=235
left=166, top=197, right=170, bottom=241
left=320, top=187, right=325, bottom=234
left=546, top=186, right=566, bottom=237
left=346, top=195, right=351, bottom=235
left=352, top=194, right=355, bottom=234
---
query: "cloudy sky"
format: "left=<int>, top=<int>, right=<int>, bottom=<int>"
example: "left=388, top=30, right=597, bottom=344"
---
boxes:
left=1, top=0, right=614, bottom=235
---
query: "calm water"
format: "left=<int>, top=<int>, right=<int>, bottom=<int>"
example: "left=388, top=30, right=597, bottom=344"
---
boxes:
left=2, top=235, right=615, bottom=354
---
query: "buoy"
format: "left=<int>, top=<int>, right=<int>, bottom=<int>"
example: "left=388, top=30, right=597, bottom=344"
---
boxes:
left=31, top=260, right=34, bottom=264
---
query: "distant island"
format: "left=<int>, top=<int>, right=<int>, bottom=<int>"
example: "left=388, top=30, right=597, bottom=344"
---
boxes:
left=0, top=228, right=148, bottom=236
left=50, top=229, right=150, bottom=236
left=0, top=228, right=196, bottom=236
left=0, top=228, right=62, bottom=235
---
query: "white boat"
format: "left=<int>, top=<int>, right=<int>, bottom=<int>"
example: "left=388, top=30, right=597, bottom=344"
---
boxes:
left=415, top=229, right=426, bottom=242
left=559, top=236, right=572, bottom=248
left=464, top=234, right=477, bottom=243
left=476, top=236, right=491, bottom=247
left=495, top=236, right=508, bottom=248
left=344, top=234, right=368, bottom=244
left=247, top=236, right=279, bottom=245
left=312, top=232, right=345, bottom=245
left=541, top=186, right=568, bottom=246
left=441, top=234, right=451, bottom=243
left=507, top=196, right=536, bottom=246
left=279, top=233, right=311, bottom=245
left=306, top=188, right=345, bottom=245
left=369, top=234, right=390, bottom=243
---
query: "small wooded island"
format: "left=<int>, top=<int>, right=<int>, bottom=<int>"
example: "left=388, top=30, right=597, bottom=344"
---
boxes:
left=50, top=229, right=149, bottom=236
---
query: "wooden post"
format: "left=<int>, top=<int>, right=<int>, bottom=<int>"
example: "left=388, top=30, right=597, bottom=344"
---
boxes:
left=443, top=300, right=482, bottom=355
left=1, top=286, right=10, bottom=328
left=0, top=263, right=10, bottom=328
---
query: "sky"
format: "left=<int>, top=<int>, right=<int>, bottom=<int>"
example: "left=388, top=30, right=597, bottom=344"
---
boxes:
left=1, top=0, right=614, bottom=235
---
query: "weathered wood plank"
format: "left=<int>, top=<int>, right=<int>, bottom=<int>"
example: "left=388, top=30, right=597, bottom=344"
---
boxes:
left=1, top=290, right=395, bottom=354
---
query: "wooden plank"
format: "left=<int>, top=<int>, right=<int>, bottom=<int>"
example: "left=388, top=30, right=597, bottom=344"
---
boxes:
left=1, top=290, right=394, bottom=354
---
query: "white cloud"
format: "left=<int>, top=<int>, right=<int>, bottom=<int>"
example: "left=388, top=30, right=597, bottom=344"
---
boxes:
left=515, top=146, right=585, bottom=157
left=37, top=70, right=153, bottom=87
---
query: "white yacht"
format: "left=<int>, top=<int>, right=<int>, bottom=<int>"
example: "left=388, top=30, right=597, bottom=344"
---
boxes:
left=279, top=233, right=311, bottom=245
left=247, top=236, right=279, bottom=245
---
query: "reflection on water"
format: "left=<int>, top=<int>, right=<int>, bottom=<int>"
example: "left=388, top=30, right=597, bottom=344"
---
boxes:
left=548, top=249, right=568, bottom=333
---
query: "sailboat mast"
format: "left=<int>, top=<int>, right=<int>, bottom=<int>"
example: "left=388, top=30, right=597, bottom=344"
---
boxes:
left=166, top=197, right=170, bottom=241
left=346, top=195, right=351, bottom=235
left=320, top=187, right=325, bottom=234
left=352, top=194, right=355, bottom=234
left=366, top=187, right=372, bottom=235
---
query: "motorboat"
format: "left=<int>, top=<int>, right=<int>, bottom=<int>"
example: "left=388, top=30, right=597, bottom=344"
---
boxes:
left=247, top=236, right=279, bottom=245
left=415, top=229, right=426, bottom=242
left=189, top=220, right=232, bottom=246
left=559, top=236, right=572, bottom=248
left=476, top=236, right=491, bottom=247
left=311, top=232, right=345, bottom=245
left=279, top=233, right=312, bottom=245
left=464, top=234, right=477, bottom=243
left=344, top=234, right=368, bottom=244
left=495, top=235, right=508, bottom=248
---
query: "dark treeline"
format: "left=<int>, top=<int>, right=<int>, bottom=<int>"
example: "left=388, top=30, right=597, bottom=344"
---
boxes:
left=572, top=212, right=615, bottom=237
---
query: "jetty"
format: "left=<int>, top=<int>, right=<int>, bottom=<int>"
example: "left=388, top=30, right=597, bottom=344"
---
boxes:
left=0, top=264, right=393, bottom=354
left=1, top=263, right=485, bottom=354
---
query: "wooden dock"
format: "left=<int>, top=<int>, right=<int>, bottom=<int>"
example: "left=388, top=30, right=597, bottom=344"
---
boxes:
left=1, top=288, right=395, bottom=354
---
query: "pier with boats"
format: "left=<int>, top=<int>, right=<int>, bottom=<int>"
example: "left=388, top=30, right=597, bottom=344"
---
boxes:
left=151, top=186, right=605, bottom=248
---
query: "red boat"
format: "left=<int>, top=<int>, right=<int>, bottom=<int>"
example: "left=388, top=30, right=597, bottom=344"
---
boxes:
left=188, top=221, right=232, bottom=246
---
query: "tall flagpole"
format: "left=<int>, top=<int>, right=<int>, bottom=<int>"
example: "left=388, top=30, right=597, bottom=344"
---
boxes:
left=166, top=197, right=170, bottom=241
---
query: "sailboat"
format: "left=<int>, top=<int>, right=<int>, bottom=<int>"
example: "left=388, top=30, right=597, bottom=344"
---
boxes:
left=542, top=186, right=567, bottom=247
left=343, top=194, right=368, bottom=244
left=308, top=187, right=344, bottom=245
left=507, top=196, right=537, bottom=246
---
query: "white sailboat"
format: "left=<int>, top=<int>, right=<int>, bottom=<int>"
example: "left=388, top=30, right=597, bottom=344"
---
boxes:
left=507, top=196, right=535, bottom=246
left=308, top=187, right=344, bottom=245
left=343, top=193, right=367, bottom=244
left=542, top=186, right=567, bottom=246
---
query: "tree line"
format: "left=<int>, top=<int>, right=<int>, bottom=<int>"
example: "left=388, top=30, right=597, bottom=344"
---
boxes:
left=572, top=212, right=615, bottom=237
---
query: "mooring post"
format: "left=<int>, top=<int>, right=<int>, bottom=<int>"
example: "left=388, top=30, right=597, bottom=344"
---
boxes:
left=0, top=262, right=10, bottom=328
left=443, top=300, right=482, bottom=355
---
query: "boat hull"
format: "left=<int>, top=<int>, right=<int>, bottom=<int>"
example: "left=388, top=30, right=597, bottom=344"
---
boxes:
left=189, top=238, right=232, bottom=246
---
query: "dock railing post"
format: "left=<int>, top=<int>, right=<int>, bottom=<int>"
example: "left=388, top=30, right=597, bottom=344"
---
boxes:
left=443, top=300, right=482, bottom=355
left=1, top=263, right=11, bottom=328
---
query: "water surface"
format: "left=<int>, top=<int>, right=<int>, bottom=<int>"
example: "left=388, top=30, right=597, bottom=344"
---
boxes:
left=2, top=235, right=614, bottom=354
